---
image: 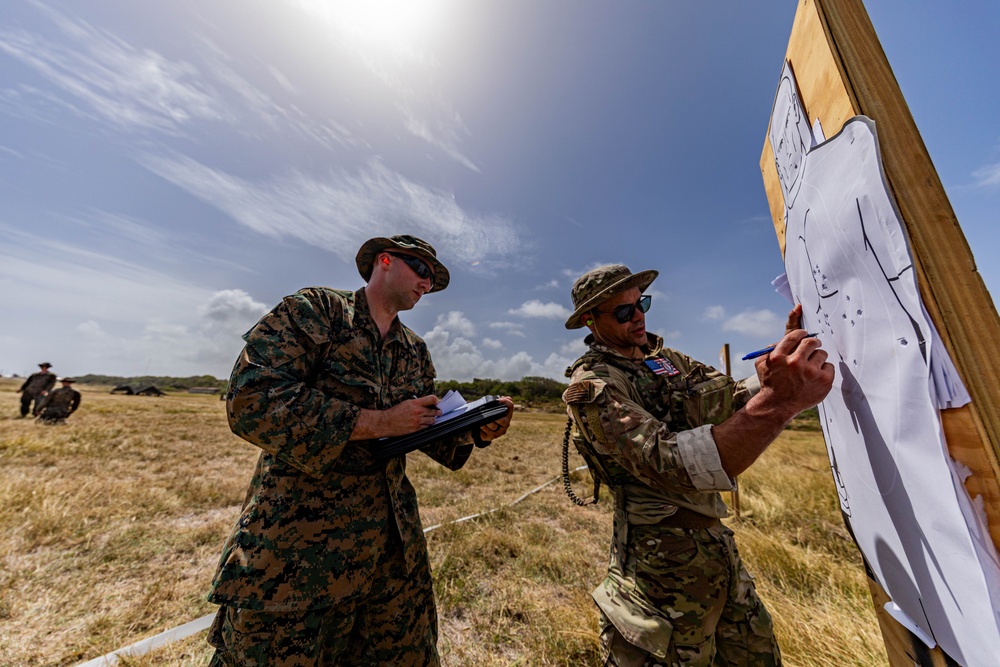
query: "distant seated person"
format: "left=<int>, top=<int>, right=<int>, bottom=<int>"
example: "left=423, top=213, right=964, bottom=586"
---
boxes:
left=18, top=361, right=56, bottom=417
left=36, top=377, right=81, bottom=424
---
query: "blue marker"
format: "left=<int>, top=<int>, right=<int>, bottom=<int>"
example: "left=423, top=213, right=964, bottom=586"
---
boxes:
left=741, top=333, right=820, bottom=361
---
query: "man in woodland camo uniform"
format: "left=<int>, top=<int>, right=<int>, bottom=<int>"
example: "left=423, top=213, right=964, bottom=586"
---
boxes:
left=207, top=235, right=514, bottom=667
left=17, top=362, right=56, bottom=417
left=562, top=265, right=833, bottom=667
left=36, top=377, right=81, bottom=423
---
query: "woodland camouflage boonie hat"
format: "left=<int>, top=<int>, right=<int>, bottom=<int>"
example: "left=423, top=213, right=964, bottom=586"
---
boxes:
left=355, top=234, right=451, bottom=292
left=565, top=264, right=658, bottom=329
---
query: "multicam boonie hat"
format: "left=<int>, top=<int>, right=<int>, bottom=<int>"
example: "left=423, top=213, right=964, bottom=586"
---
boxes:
left=355, top=235, right=450, bottom=292
left=565, top=264, right=658, bottom=329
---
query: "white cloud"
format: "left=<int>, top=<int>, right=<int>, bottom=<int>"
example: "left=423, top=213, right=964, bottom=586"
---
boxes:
left=703, top=305, right=726, bottom=321
left=972, top=162, right=1000, bottom=189
left=201, top=289, right=269, bottom=329
left=488, top=321, right=526, bottom=338
left=0, top=4, right=224, bottom=134
left=481, top=337, right=503, bottom=350
left=433, top=311, right=476, bottom=338
left=76, top=320, right=106, bottom=338
left=421, top=310, right=572, bottom=381
left=140, top=154, right=524, bottom=268
left=507, top=299, right=571, bottom=319
left=722, top=309, right=782, bottom=337
left=0, top=226, right=270, bottom=377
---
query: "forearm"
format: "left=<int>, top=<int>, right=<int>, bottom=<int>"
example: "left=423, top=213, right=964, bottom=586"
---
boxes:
left=350, top=409, right=395, bottom=441
left=712, top=387, right=798, bottom=477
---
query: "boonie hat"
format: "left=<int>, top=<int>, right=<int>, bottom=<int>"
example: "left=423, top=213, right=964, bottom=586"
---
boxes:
left=60, top=377, right=76, bottom=383
left=565, top=264, right=658, bottom=329
left=355, top=235, right=450, bottom=293
left=39, top=362, right=52, bottom=368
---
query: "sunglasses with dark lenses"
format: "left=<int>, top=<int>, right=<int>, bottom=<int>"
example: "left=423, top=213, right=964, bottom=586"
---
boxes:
left=595, top=294, right=652, bottom=324
left=388, top=252, right=435, bottom=286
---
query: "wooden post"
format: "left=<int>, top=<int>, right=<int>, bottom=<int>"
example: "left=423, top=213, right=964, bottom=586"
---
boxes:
left=719, top=343, right=740, bottom=518
left=759, top=0, right=1000, bottom=664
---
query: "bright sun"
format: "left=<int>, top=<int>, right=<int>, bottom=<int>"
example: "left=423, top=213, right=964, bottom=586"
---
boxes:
left=332, top=0, right=447, bottom=48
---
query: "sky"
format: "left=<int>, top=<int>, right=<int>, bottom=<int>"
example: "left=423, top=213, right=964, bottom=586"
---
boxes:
left=1, top=0, right=997, bottom=383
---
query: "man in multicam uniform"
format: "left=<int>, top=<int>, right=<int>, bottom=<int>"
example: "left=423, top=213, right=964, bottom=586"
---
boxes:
left=36, top=377, right=81, bottom=423
left=17, top=362, right=56, bottom=417
left=561, top=264, right=833, bottom=667
left=207, top=235, right=514, bottom=667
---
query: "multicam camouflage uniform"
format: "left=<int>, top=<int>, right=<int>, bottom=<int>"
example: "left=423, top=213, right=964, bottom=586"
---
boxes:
left=36, top=385, right=81, bottom=423
left=19, top=369, right=56, bottom=416
left=208, top=286, right=472, bottom=666
left=564, top=333, right=780, bottom=667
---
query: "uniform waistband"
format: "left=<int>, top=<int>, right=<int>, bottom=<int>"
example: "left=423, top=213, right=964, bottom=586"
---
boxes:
left=657, top=506, right=721, bottom=530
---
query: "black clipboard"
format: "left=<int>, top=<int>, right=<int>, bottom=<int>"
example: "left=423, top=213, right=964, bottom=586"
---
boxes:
left=372, top=395, right=508, bottom=460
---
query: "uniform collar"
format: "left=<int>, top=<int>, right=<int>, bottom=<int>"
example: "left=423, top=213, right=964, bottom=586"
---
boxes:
left=355, top=287, right=414, bottom=347
left=583, top=332, right=664, bottom=361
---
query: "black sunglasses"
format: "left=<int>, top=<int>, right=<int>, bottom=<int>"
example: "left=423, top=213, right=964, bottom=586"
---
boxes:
left=593, top=294, right=652, bottom=324
left=387, top=252, right=435, bottom=286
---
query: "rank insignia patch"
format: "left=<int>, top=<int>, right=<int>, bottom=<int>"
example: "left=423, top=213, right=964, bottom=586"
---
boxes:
left=645, top=357, right=680, bottom=376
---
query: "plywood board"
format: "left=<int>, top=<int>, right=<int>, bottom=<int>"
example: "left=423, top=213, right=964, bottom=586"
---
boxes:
left=760, top=0, right=1000, bottom=663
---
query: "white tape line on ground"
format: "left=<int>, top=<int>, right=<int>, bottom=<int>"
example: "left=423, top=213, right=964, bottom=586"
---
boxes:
left=75, top=613, right=215, bottom=667
left=73, top=465, right=588, bottom=666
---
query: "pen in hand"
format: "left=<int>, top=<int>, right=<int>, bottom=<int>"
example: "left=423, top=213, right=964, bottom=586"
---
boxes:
left=741, top=333, right=819, bottom=361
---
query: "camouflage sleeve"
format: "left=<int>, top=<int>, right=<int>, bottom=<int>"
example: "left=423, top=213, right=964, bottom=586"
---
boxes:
left=42, top=374, right=56, bottom=393
left=572, top=369, right=733, bottom=494
left=226, top=292, right=362, bottom=479
left=70, top=391, right=81, bottom=413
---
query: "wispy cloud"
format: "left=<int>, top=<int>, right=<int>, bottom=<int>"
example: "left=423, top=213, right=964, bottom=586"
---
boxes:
left=971, top=162, right=1000, bottom=189
left=703, top=305, right=726, bottom=321
left=508, top=299, right=571, bottom=319
left=0, top=3, right=355, bottom=151
left=0, top=3, right=224, bottom=134
left=721, top=309, right=781, bottom=337
left=488, top=321, right=526, bottom=338
left=140, top=153, right=523, bottom=267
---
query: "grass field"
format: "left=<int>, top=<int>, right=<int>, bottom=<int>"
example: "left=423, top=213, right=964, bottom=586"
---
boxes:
left=0, top=378, right=888, bottom=666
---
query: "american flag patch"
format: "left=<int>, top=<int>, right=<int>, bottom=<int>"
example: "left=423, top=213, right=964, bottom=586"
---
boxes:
left=645, top=357, right=680, bottom=376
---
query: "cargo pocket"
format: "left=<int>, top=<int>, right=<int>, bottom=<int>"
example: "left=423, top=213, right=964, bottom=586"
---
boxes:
left=592, top=574, right=673, bottom=659
left=682, top=375, right=734, bottom=427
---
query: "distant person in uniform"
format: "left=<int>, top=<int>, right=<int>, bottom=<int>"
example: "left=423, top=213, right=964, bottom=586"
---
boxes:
left=207, top=235, right=514, bottom=667
left=17, top=362, right=56, bottom=417
left=561, top=264, right=833, bottom=667
left=36, top=377, right=82, bottom=424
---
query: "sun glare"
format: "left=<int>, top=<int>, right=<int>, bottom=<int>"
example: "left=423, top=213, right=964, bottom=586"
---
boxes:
left=332, top=0, right=447, bottom=49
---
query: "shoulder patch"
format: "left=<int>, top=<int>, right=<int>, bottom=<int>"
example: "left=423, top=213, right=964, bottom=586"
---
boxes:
left=562, top=378, right=605, bottom=405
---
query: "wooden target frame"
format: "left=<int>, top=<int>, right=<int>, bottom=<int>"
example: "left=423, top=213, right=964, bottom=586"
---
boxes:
left=759, top=0, right=1000, bottom=664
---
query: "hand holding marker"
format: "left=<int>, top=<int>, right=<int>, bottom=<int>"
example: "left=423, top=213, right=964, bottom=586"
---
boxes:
left=742, top=333, right=820, bottom=361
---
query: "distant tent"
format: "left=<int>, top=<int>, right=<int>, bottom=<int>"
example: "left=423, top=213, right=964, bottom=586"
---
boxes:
left=110, top=385, right=134, bottom=395
left=187, top=387, right=220, bottom=394
left=134, top=385, right=166, bottom=396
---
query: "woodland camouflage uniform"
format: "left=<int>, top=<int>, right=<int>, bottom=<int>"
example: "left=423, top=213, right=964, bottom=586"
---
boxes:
left=19, top=365, right=56, bottom=416
left=562, top=264, right=780, bottom=667
left=208, top=284, right=472, bottom=666
left=36, top=381, right=81, bottom=423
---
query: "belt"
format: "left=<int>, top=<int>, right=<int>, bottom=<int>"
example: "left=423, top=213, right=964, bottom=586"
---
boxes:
left=657, top=506, right=721, bottom=531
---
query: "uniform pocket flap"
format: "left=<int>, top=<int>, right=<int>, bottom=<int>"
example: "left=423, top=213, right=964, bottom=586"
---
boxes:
left=592, top=575, right=673, bottom=658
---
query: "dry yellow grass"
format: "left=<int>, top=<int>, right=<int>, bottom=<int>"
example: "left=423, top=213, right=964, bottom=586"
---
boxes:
left=0, top=378, right=887, bottom=666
